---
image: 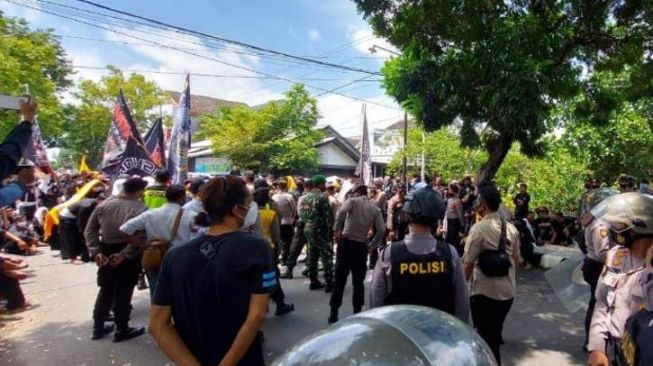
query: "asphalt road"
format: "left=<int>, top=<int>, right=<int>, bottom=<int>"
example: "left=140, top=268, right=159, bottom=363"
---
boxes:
left=1, top=248, right=587, bottom=366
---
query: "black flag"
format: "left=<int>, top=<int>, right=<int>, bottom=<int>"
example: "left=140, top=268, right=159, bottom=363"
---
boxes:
left=102, top=90, right=156, bottom=177
left=144, top=118, right=166, bottom=168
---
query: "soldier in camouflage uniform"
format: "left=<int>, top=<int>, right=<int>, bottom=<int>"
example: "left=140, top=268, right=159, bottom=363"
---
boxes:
left=301, top=175, right=334, bottom=292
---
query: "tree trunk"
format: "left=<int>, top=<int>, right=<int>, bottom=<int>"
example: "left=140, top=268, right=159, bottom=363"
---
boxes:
left=477, top=134, right=513, bottom=186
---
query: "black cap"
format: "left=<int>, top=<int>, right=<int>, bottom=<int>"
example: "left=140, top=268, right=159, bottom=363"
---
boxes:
left=403, top=187, right=443, bottom=220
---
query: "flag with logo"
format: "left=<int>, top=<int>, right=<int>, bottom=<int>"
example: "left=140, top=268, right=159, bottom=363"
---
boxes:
left=167, top=74, right=191, bottom=184
left=144, top=118, right=166, bottom=168
left=101, top=90, right=156, bottom=178
left=354, top=104, right=371, bottom=185
left=24, top=116, right=54, bottom=175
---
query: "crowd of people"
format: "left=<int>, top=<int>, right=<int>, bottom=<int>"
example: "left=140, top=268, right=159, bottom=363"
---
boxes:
left=1, top=97, right=652, bottom=366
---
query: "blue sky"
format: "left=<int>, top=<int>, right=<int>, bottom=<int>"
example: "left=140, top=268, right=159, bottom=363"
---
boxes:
left=1, top=0, right=404, bottom=136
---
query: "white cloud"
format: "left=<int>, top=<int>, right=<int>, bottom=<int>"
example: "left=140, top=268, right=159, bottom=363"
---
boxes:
left=102, top=28, right=282, bottom=106
left=317, top=94, right=403, bottom=137
left=347, top=27, right=399, bottom=61
left=308, top=29, right=320, bottom=41
left=0, top=2, right=42, bottom=23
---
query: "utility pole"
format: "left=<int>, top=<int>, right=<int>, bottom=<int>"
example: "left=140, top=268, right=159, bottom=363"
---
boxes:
left=401, top=112, right=408, bottom=185
left=420, top=131, right=425, bottom=183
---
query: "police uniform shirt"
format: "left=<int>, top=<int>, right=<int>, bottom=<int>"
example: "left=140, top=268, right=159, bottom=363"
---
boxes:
left=335, top=196, right=385, bottom=245
left=588, top=246, right=647, bottom=354
left=369, top=232, right=470, bottom=324
left=585, top=217, right=614, bottom=263
left=463, top=212, right=521, bottom=301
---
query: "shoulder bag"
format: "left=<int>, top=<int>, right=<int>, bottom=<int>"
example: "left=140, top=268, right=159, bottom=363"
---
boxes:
left=142, top=208, right=184, bottom=271
left=477, top=218, right=512, bottom=277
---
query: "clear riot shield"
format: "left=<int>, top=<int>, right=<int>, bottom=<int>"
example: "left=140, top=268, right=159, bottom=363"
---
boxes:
left=272, top=305, right=497, bottom=366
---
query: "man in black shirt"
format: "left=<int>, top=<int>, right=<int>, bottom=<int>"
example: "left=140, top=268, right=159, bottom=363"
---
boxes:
left=513, top=183, right=531, bottom=221
left=151, top=231, right=273, bottom=366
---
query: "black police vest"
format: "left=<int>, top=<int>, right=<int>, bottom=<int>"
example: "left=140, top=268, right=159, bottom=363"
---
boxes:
left=617, top=309, right=653, bottom=366
left=384, top=240, right=455, bottom=315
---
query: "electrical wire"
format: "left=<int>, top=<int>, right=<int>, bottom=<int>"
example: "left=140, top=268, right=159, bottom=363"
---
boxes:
left=72, top=0, right=382, bottom=76
left=4, top=0, right=398, bottom=109
left=70, top=65, right=382, bottom=82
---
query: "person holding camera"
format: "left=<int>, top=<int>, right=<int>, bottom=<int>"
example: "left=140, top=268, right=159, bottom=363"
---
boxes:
left=0, top=96, right=36, bottom=182
left=463, top=184, right=520, bottom=366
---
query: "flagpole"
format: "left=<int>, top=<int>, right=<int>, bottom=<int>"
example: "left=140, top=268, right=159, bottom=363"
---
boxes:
left=401, top=112, right=407, bottom=185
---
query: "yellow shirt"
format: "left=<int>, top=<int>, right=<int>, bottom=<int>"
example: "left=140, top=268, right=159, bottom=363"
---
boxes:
left=258, top=206, right=277, bottom=248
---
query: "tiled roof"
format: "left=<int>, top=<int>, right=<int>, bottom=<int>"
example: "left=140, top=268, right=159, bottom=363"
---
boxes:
left=167, top=91, right=247, bottom=117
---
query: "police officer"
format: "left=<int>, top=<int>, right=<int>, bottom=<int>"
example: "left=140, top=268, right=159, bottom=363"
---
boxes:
left=588, top=192, right=653, bottom=366
left=581, top=188, right=619, bottom=349
left=329, top=183, right=385, bottom=324
left=301, top=175, right=334, bottom=292
left=369, top=185, right=470, bottom=324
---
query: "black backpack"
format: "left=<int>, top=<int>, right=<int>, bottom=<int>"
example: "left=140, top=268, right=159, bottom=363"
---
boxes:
left=477, top=218, right=512, bottom=277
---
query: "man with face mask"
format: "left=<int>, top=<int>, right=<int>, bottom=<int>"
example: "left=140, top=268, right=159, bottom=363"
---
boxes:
left=463, top=184, right=521, bottom=366
left=587, top=192, right=653, bottom=366
left=85, top=177, right=148, bottom=342
left=369, top=185, right=469, bottom=324
left=580, top=188, right=619, bottom=351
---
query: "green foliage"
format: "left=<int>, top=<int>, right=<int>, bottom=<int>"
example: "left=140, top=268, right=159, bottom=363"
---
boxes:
left=386, top=127, right=480, bottom=181
left=354, top=0, right=653, bottom=183
left=62, top=67, right=165, bottom=168
left=563, top=103, right=653, bottom=184
left=200, top=84, right=322, bottom=173
left=387, top=127, right=585, bottom=212
left=0, top=12, right=73, bottom=143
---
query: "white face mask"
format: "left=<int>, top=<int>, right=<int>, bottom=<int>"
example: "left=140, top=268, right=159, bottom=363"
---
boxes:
left=243, top=202, right=259, bottom=228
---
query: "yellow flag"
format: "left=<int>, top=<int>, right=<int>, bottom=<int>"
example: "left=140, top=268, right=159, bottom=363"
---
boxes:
left=44, top=179, right=101, bottom=240
left=79, top=154, right=91, bottom=174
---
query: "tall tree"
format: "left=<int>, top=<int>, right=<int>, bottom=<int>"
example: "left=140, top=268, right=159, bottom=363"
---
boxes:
left=62, top=67, right=165, bottom=167
left=0, top=12, right=73, bottom=142
left=201, top=84, right=322, bottom=173
left=354, top=1, right=653, bottom=184
left=563, top=102, right=653, bottom=184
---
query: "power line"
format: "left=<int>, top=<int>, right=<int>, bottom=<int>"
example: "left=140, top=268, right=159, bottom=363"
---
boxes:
left=71, top=65, right=382, bottom=82
left=59, top=34, right=387, bottom=60
left=4, top=0, right=399, bottom=110
left=71, top=0, right=381, bottom=76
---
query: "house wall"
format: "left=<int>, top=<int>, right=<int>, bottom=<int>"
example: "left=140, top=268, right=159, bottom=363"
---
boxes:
left=318, top=143, right=357, bottom=167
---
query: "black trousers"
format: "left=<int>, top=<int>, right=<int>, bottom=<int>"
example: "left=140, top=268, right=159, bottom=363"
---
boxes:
left=270, top=266, right=286, bottom=306
left=60, top=218, right=89, bottom=261
left=286, top=222, right=306, bottom=269
left=92, top=244, right=141, bottom=331
left=394, top=222, right=408, bottom=242
left=471, top=294, right=513, bottom=366
left=445, top=218, right=463, bottom=256
left=582, top=257, right=604, bottom=344
left=0, top=271, right=26, bottom=310
left=329, top=238, right=368, bottom=312
left=279, top=224, right=294, bottom=265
